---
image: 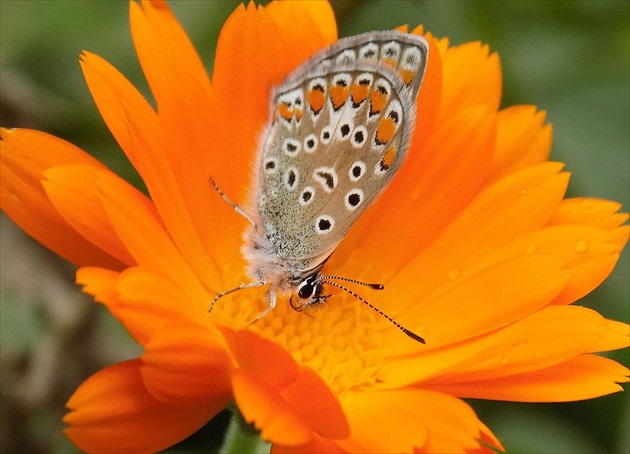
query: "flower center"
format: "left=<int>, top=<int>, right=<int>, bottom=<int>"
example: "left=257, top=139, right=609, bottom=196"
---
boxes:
left=217, top=285, right=387, bottom=394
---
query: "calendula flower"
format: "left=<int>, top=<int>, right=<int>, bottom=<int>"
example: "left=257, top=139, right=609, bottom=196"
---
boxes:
left=1, top=1, right=628, bottom=452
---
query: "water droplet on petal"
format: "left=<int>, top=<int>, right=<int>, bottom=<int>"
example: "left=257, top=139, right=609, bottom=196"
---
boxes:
left=573, top=240, right=589, bottom=253
left=447, top=268, right=460, bottom=280
left=525, top=244, right=537, bottom=254
left=501, top=355, right=510, bottom=365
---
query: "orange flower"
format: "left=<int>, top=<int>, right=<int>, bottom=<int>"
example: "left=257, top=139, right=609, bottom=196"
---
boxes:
left=1, top=1, right=628, bottom=453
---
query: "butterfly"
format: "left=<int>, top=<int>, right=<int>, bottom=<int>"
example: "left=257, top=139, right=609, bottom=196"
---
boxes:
left=211, top=31, right=429, bottom=343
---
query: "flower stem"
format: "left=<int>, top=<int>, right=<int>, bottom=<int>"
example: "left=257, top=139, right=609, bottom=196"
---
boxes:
left=219, top=404, right=270, bottom=454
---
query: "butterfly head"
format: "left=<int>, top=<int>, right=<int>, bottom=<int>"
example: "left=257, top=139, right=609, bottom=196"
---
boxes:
left=290, top=273, right=331, bottom=311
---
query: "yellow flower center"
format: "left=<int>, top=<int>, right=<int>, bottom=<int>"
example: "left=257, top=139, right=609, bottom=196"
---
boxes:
left=216, top=285, right=387, bottom=394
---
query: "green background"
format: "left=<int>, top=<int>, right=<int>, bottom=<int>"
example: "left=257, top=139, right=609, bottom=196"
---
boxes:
left=1, top=1, right=628, bottom=453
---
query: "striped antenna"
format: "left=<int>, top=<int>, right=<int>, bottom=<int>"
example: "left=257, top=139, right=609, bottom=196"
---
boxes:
left=322, top=279, right=425, bottom=344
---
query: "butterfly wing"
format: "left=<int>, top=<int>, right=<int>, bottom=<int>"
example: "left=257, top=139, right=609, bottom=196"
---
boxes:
left=254, top=31, right=428, bottom=263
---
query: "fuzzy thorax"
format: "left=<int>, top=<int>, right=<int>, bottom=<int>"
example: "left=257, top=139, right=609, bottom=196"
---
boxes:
left=241, top=222, right=336, bottom=293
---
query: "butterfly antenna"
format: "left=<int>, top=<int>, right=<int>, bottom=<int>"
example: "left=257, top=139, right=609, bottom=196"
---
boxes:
left=322, top=280, right=425, bottom=344
left=321, top=275, right=384, bottom=290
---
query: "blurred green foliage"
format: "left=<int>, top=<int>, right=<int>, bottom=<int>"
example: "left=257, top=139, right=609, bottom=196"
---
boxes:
left=1, top=1, right=628, bottom=453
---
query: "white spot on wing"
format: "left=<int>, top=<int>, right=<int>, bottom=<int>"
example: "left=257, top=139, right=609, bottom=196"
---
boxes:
left=283, top=138, right=301, bottom=157
left=401, top=46, right=422, bottom=72
left=315, top=214, right=335, bottom=234
left=381, top=41, right=401, bottom=65
left=320, top=125, right=333, bottom=144
left=263, top=157, right=278, bottom=174
left=351, top=125, right=368, bottom=148
left=345, top=188, right=364, bottom=211
left=303, top=133, right=318, bottom=153
left=283, top=166, right=299, bottom=190
left=313, top=166, right=338, bottom=193
left=349, top=161, right=366, bottom=182
left=299, top=186, right=315, bottom=206
left=336, top=49, right=357, bottom=66
left=359, top=42, right=379, bottom=62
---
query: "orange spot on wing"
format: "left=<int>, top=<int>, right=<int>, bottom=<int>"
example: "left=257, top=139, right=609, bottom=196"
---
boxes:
left=382, top=57, right=397, bottom=68
left=278, top=102, right=293, bottom=121
left=399, top=68, right=417, bottom=86
left=375, top=117, right=397, bottom=145
left=294, top=108, right=303, bottom=122
left=307, top=88, right=325, bottom=114
left=369, top=88, right=388, bottom=115
left=380, top=146, right=397, bottom=169
left=330, top=85, right=349, bottom=110
left=351, top=83, right=370, bottom=106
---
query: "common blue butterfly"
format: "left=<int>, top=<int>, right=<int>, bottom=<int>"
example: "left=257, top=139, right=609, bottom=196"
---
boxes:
left=211, top=31, right=429, bottom=343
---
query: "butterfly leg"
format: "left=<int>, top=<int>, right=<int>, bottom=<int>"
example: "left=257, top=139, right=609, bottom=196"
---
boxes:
left=248, top=290, right=277, bottom=326
left=209, top=177, right=257, bottom=227
left=209, top=273, right=266, bottom=313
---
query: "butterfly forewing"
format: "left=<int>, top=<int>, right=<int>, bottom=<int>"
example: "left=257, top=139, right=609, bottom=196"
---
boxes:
left=256, top=31, right=428, bottom=261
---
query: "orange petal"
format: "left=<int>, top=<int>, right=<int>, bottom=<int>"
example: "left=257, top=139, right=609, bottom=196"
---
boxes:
left=438, top=41, right=502, bottom=122
left=140, top=322, right=232, bottom=406
left=338, top=389, right=481, bottom=453
left=64, top=359, right=221, bottom=453
left=233, top=367, right=313, bottom=446
left=1, top=128, right=124, bottom=270
left=587, top=318, right=630, bottom=353
left=380, top=305, right=629, bottom=386
left=266, top=0, right=337, bottom=54
left=412, top=32, right=443, bottom=150
left=77, top=266, right=200, bottom=346
left=425, top=354, right=629, bottom=402
left=211, top=1, right=335, bottom=189
left=431, top=306, right=628, bottom=383
left=221, top=327, right=300, bottom=389
left=153, top=55, right=246, bottom=273
left=223, top=328, right=348, bottom=441
left=93, top=169, right=209, bottom=307
left=211, top=3, right=290, bottom=189
left=485, top=105, right=552, bottom=185
left=548, top=197, right=629, bottom=228
left=471, top=420, right=505, bottom=453
left=82, top=50, right=224, bottom=291
left=278, top=366, right=349, bottom=440
left=416, top=399, right=483, bottom=454
left=79, top=51, right=157, bottom=179
left=402, top=253, right=569, bottom=349
left=389, top=163, right=568, bottom=310
left=42, top=165, right=135, bottom=266
left=461, top=224, right=627, bottom=306
left=271, top=434, right=345, bottom=454
left=548, top=229, right=628, bottom=306
left=76, top=266, right=119, bottom=306
left=130, top=0, right=211, bottom=101
left=118, top=266, right=206, bottom=345
left=337, top=391, right=426, bottom=453
left=127, top=1, right=242, bottom=277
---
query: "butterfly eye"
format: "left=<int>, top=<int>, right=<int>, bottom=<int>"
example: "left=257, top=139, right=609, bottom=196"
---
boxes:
left=298, top=277, right=316, bottom=299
